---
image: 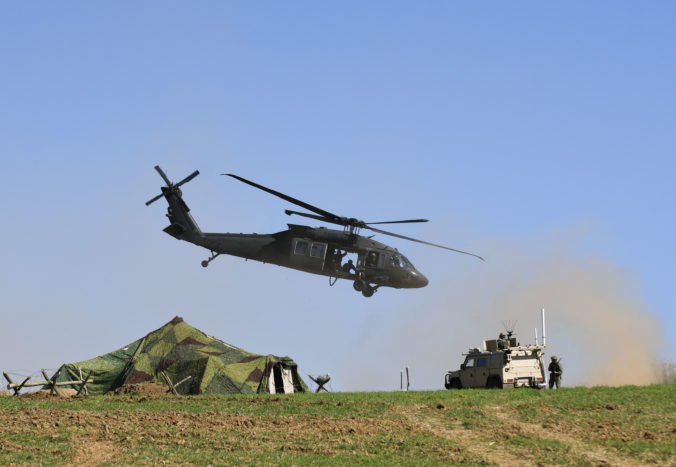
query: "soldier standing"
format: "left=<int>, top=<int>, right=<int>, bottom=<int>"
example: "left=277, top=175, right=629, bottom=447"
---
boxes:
left=333, top=249, right=346, bottom=271
left=548, top=356, right=563, bottom=389
left=497, top=333, right=510, bottom=350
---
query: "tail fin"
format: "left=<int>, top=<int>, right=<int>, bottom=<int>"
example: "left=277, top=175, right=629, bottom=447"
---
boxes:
left=146, top=166, right=202, bottom=239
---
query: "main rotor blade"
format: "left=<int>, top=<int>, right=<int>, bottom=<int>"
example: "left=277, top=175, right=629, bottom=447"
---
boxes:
left=284, top=209, right=346, bottom=227
left=154, top=165, right=171, bottom=185
left=366, top=226, right=485, bottom=261
left=176, top=170, right=200, bottom=187
left=223, top=174, right=342, bottom=222
left=365, top=219, right=429, bottom=225
left=145, top=193, right=164, bottom=206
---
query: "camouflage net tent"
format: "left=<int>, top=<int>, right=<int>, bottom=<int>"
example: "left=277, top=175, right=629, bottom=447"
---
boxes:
left=54, top=316, right=308, bottom=395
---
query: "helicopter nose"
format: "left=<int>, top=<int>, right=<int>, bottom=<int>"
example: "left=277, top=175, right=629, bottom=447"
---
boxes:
left=410, top=270, right=429, bottom=288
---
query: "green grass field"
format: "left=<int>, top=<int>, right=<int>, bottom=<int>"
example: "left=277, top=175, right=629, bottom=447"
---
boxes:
left=1, top=385, right=674, bottom=465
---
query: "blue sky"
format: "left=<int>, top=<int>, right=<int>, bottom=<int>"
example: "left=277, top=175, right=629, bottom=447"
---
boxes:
left=2, top=2, right=674, bottom=390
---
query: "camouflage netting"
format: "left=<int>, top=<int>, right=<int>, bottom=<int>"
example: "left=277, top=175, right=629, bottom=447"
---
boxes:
left=54, top=316, right=308, bottom=395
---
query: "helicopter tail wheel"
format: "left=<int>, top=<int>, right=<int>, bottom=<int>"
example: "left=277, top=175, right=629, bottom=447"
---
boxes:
left=362, top=286, right=375, bottom=298
left=353, top=280, right=364, bottom=292
left=201, top=251, right=220, bottom=268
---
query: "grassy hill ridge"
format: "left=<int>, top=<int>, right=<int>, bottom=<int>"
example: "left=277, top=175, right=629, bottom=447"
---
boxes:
left=1, top=385, right=674, bottom=465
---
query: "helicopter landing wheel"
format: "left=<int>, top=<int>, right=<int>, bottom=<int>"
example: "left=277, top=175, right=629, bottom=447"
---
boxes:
left=201, top=251, right=220, bottom=268
left=353, top=280, right=364, bottom=292
left=362, top=286, right=375, bottom=298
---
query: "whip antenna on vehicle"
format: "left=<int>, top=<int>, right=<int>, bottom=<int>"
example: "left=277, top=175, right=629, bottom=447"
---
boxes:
left=502, top=320, right=518, bottom=338
left=541, top=308, right=547, bottom=346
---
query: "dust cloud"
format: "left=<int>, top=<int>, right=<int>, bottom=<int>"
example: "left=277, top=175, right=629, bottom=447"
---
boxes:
left=341, top=234, right=664, bottom=390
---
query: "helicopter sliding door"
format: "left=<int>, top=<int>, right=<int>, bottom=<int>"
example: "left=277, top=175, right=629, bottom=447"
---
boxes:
left=290, top=238, right=327, bottom=273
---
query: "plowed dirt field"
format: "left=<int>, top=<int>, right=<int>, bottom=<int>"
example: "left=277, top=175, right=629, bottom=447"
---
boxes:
left=1, top=385, right=674, bottom=465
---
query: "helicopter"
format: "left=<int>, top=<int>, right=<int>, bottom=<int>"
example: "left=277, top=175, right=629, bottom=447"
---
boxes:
left=145, top=166, right=483, bottom=297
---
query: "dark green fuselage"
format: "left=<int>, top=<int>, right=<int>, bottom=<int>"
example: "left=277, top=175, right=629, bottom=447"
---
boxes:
left=160, top=186, right=428, bottom=290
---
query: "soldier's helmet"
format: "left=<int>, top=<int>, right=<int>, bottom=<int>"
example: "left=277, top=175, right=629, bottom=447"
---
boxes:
left=551, top=356, right=558, bottom=361
left=499, top=333, right=506, bottom=339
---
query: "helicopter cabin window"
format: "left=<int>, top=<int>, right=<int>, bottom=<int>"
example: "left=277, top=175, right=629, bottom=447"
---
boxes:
left=476, top=358, right=488, bottom=368
left=310, top=243, right=326, bottom=259
left=293, top=239, right=326, bottom=259
left=294, top=240, right=309, bottom=256
left=365, top=251, right=380, bottom=268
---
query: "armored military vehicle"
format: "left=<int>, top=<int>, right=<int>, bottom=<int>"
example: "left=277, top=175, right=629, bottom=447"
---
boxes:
left=444, top=333, right=547, bottom=389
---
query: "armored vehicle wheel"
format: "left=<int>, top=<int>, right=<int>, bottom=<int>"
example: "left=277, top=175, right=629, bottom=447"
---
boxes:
left=362, top=286, right=375, bottom=298
left=446, top=378, right=461, bottom=389
left=353, top=280, right=364, bottom=292
left=486, top=376, right=502, bottom=389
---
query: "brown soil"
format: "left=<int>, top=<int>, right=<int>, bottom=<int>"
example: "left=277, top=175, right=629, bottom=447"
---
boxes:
left=0, top=396, right=670, bottom=465
left=1, top=406, right=415, bottom=463
left=18, top=389, right=78, bottom=399
left=69, top=438, right=117, bottom=466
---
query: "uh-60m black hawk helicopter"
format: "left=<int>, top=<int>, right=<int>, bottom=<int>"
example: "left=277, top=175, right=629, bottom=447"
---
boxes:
left=146, top=166, right=483, bottom=297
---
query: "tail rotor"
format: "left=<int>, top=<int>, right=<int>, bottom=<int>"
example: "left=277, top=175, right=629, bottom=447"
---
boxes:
left=145, top=165, right=200, bottom=206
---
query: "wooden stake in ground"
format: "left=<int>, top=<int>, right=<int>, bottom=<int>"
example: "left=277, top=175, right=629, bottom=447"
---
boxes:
left=41, top=369, right=62, bottom=397
left=3, top=372, right=31, bottom=396
left=76, top=369, right=93, bottom=397
left=78, top=368, right=88, bottom=396
left=3, top=370, right=93, bottom=396
left=160, top=371, right=191, bottom=395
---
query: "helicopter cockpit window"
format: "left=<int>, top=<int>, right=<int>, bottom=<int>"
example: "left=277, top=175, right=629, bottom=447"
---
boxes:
left=294, top=240, right=309, bottom=256
left=310, top=243, right=326, bottom=259
left=390, top=254, right=403, bottom=268
left=401, top=255, right=414, bottom=268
